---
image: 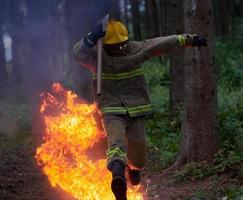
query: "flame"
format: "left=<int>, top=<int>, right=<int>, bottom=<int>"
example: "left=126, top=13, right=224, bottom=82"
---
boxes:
left=35, top=83, right=144, bottom=200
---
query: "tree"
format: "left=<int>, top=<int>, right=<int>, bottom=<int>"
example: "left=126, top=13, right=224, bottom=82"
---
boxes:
left=130, top=0, right=142, bottom=40
left=167, top=0, right=185, bottom=117
left=145, top=0, right=159, bottom=38
left=9, top=0, right=26, bottom=87
left=158, top=0, right=168, bottom=36
left=167, top=0, right=219, bottom=171
left=120, top=0, right=129, bottom=27
left=240, top=0, right=243, bottom=18
left=214, top=0, right=233, bottom=38
left=106, top=0, right=121, bottom=19
left=0, top=0, right=8, bottom=97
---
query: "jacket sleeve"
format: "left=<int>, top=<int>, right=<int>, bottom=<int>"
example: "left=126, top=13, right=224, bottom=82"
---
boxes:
left=136, top=34, right=193, bottom=62
left=72, top=39, right=97, bottom=72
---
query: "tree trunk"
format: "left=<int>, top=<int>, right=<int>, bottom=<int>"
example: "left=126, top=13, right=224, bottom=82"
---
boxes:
left=9, top=0, right=25, bottom=87
left=0, top=0, right=8, bottom=97
left=183, top=0, right=218, bottom=162
left=0, top=32, right=8, bottom=95
left=109, top=0, right=121, bottom=19
left=233, top=0, right=243, bottom=18
left=120, top=0, right=129, bottom=27
left=120, top=0, right=128, bottom=27
left=144, top=0, right=151, bottom=37
left=145, top=0, right=160, bottom=38
left=130, top=0, right=141, bottom=40
left=158, top=0, right=168, bottom=36
left=167, top=0, right=219, bottom=172
left=167, top=0, right=185, bottom=118
left=214, top=0, right=233, bottom=38
left=240, top=0, right=243, bottom=17
left=48, top=0, right=67, bottom=83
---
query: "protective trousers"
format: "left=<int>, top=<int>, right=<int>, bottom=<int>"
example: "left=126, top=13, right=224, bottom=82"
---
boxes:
left=102, top=114, right=146, bottom=170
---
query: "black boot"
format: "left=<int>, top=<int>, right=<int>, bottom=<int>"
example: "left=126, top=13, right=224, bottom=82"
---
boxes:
left=127, top=167, right=141, bottom=185
left=109, top=160, right=127, bottom=200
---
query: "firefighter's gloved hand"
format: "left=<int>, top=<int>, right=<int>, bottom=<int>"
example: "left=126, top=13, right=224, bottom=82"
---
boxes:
left=192, top=35, right=207, bottom=47
left=84, top=23, right=106, bottom=48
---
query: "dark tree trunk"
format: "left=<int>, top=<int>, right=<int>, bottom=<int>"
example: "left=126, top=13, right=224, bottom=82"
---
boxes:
left=130, top=0, right=141, bottom=40
left=167, top=0, right=185, bottom=118
left=240, top=0, right=243, bottom=17
left=145, top=0, right=151, bottom=37
left=0, top=33, right=8, bottom=95
left=158, top=0, right=168, bottom=36
left=109, top=0, right=121, bottom=19
left=9, top=0, right=25, bottom=86
left=48, top=0, right=67, bottom=83
left=145, top=0, right=160, bottom=38
left=120, top=0, right=129, bottom=27
left=151, top=0, right=159, bottom=37
left=233, top=0, right=243, bottom=18
left=0, top=0, right=8, bottom=97
left=214, top=0, right=233, bottom=38
left=166, top=0, right=219, bottom=172
left=124, top=0, right=129, bottom=26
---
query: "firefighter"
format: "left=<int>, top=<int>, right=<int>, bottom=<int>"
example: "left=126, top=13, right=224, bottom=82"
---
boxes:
left=73, top=20, right=207, bottom=200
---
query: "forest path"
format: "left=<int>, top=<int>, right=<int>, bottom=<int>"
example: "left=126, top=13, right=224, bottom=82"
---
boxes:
left=0, top=133, right=236, bottom=200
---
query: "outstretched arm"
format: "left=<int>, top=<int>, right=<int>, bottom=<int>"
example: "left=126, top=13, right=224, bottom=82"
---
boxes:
left=134, top=34, right=207, bottom=63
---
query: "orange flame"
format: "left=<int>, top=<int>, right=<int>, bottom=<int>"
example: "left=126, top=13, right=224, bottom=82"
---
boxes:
left=35, top=83, right=144, bottom=200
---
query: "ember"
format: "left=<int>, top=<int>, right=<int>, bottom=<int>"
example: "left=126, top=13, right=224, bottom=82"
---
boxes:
left=35, top=83, right=143, bottom=200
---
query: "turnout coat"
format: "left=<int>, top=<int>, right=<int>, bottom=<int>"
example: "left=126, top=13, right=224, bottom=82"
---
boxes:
left=73, top=34, right=193, bottom=117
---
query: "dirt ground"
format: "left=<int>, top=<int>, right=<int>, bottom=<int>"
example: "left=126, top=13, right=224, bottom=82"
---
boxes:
left=0, top=132, right=241, bottom=200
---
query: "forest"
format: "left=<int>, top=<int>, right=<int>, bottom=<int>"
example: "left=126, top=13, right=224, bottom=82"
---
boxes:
left=0, top=0, right=242, bottom=200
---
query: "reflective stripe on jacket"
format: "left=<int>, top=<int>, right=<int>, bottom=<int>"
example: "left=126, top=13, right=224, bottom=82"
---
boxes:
left=73, top=34, right=193, bottom=117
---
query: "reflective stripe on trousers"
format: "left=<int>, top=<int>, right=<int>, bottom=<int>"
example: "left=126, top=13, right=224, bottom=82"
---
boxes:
left=100, top=104, right=152, bottom=116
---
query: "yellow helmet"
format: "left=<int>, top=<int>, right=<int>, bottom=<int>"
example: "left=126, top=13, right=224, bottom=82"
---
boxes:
left=103, top=20, right=128, bottom=44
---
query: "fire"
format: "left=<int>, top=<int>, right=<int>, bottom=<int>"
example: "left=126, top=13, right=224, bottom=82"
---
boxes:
left=35, top=83, right=144, bottom=200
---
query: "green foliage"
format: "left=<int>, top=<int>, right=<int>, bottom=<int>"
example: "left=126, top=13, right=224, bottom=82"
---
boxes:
left=173, top=148, right=242, bottom=184
left=218, top=88, right=243, bottom=155
left=224, top=185, right=243, bottom=199
left=187, top=185, right=243, bottom=200
left=143, top=58, right=181, bottom=169
left=215, top=19, right=243, bottom=89
left=173, top=162, right=205, bottom=182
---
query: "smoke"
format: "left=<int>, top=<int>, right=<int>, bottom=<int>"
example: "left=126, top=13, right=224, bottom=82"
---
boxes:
left=0, top=0, right=121, bottom=137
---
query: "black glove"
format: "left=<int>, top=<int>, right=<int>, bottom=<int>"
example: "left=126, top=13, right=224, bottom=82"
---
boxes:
left=192, top=35, right=207, bottom=47
left=84, top=23, right=106, bottom=48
